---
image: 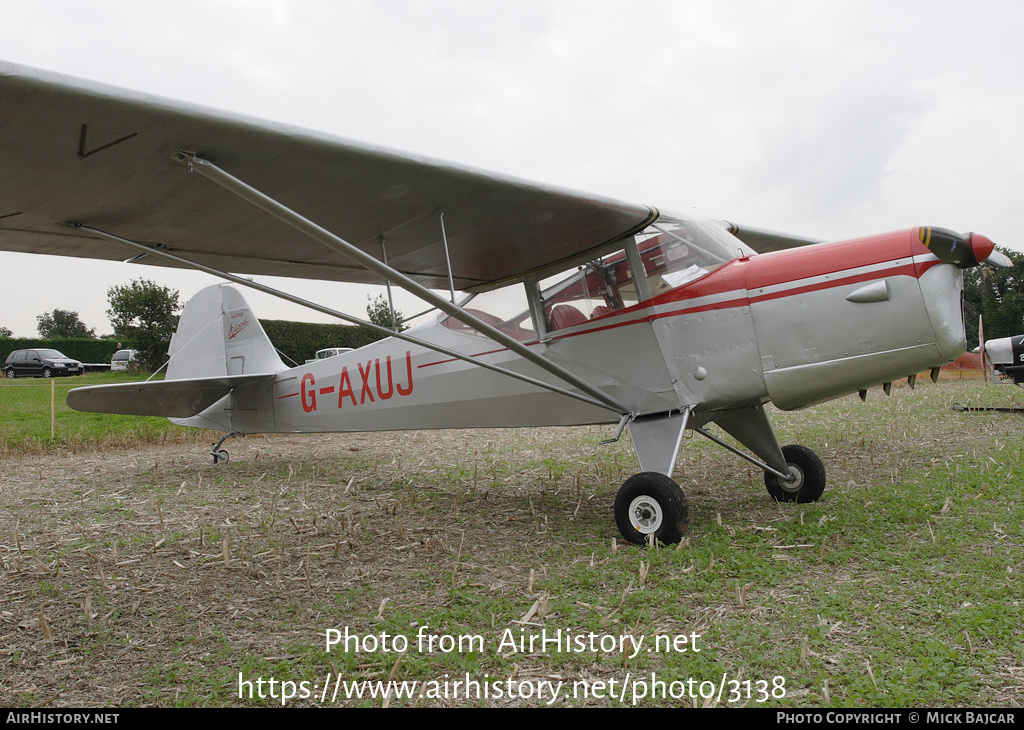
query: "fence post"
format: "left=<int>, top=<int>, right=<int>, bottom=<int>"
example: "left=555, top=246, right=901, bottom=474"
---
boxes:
left=51, top=378, right=55, bottom=439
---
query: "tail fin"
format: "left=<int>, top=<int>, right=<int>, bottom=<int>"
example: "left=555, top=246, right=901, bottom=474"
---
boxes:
left=167, top=284, right=286, bottom=380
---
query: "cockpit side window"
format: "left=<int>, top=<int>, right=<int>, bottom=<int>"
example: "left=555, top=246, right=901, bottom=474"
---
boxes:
left=538, top=247, right=641, bottom=332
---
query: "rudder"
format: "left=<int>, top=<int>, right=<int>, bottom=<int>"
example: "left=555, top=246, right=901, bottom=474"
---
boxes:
left=167, top=284, right=286, bottom=380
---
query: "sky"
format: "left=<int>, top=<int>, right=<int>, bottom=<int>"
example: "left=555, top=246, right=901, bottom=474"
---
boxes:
left=1, top=0, right=1022, bottom=338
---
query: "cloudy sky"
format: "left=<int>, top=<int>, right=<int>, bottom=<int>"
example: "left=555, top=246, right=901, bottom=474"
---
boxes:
left=1, top=0, right=1022, bottom=337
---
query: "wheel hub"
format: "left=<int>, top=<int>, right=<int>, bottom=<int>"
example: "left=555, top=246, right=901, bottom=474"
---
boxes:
left=628, top=496, right=663, bottom=533
left=781, top=463, right=805, bottom=492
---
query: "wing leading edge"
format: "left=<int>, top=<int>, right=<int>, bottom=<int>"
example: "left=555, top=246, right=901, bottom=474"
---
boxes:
left=0, top=61, right=654, bottom=290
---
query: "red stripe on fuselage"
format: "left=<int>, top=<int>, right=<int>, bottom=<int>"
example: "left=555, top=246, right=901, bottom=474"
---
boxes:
left=746, top=229, right=917, bottom=290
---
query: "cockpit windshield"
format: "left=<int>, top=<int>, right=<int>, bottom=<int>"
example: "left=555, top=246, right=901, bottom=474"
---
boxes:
left=634, top=214, right=754, bottom=294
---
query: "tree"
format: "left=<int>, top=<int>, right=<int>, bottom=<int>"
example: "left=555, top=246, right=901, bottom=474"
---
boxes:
left=0, top=326, right=11, bottom=338
left=366, top=293, right=404, bottom=331
left=36, top=309, right=94, bottom=338
left=107, top=279, right=181, bottom=372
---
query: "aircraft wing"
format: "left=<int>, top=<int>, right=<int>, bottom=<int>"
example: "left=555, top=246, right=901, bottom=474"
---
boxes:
left=66, top=374, right=273, bottom=418
left=0, top=61, right=656, bottom=291
left=718, top=221, right=823, bottom=253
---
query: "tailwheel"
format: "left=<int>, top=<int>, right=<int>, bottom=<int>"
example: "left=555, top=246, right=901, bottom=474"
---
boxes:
left=764, top=444, right=826, bottom=503
left=210, top=432, right=240, bottom=464
left=615, top=472, right=689, bottom=545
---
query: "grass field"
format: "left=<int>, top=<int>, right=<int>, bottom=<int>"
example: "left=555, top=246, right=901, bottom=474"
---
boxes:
left=0, top=372, right=199, bottom=455
left=1, top=377, right=1022, bottom=707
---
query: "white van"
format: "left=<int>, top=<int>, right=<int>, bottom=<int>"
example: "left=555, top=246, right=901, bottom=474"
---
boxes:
left=304, top=347, right=353, bottom=365
left=111, top=349, right=138, bottom=371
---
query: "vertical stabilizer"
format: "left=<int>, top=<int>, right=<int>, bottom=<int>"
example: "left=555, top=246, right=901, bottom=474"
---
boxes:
left=167, top=285, right=286, bottom=380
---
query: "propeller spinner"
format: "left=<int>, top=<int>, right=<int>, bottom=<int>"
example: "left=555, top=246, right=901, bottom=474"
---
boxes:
left=919, top=227, right=1011, bottom=268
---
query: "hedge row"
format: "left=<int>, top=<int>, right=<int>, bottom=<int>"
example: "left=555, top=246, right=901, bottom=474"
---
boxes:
left=0, top=338, right=131, bottom=365
left=259, top=319, right=388, bottom=366
left=0, top=319, right=388, bottom=370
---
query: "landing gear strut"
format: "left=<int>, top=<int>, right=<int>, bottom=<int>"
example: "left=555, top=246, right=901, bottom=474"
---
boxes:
left=617, top=406, right=827, bottom=544
left=613, top=443, right=827, bottom=544
left=614, top=472, right=689, bottom=545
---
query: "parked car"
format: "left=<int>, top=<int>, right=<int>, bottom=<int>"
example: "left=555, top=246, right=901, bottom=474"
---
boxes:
left=4, top=348, right=84, bottom=378
left=304, top=347, right=353, bottom=364
left=110, top=349, right=138, bottom=372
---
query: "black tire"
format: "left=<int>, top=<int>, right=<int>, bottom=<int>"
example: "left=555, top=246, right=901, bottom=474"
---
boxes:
left=42, top=367, right=53, bottom=378
left=764, top=445, right=826, bottom=503
left=615, top=472, right=689, bottom=545
left=4, top=368, right=14, bottom=379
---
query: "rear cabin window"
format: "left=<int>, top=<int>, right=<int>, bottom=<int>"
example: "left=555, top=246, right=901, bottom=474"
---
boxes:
left=441, top=284, right=536, bottom=341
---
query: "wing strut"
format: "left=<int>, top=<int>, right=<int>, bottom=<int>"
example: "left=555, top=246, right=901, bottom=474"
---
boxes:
left=175, top=152, right=632, bottom=417
left=439, top=211, right=457, bottom=303
left=379, top=236, right=398, bottom=331
left=66, top=224, right=621, bottom=415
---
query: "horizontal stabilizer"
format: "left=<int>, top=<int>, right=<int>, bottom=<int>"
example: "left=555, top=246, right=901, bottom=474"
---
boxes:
left=67, top=375, right=273, bottom=418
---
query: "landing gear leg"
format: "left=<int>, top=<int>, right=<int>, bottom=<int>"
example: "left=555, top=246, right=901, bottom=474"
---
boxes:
left=210, top=432, right=241, bottom=464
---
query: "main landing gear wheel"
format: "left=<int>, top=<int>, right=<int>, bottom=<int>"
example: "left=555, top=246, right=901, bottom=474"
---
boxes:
left=764, top=444, right=826, bottom=503
left=615, top=472, right=689, bottom=545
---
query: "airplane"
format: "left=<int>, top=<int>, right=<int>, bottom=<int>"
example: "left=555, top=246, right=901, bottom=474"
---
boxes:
left=951, top=325, right=1024, bottom=413
left=0, top=60, right=1011, bottom=545
left=981, top=333, right=1024, bottom=385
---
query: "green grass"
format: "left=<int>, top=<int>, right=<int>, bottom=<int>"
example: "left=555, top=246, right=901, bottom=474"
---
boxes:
left=0, top=371, right=197, bottom=451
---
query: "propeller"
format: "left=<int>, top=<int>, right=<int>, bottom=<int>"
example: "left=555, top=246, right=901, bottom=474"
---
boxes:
left=918, top=227, right=1011, bottom=268
left=979, top=314, right=988, bottom=386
